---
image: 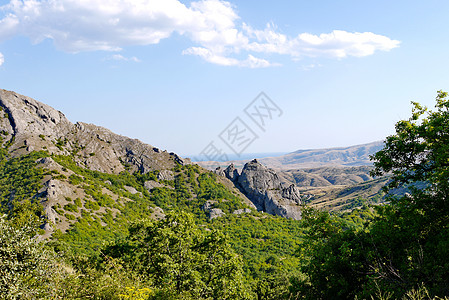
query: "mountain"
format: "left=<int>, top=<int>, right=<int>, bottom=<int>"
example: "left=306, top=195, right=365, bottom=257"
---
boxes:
left=0, top=89, right=307, bottom=239
left=0, top=89, right=188, bottom=173
left=1, top=89, right=318, bottom=292
left=0, top=89, right=396, bottom=298
left=0, top=89, right=262, bottom=236
left=198, top=141, right=387, bottom=212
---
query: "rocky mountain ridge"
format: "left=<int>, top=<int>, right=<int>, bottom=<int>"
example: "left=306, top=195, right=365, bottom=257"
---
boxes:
left=0, top=89, right=385, bottom=227
left=2, top=89, right=303, bottom=238
left=0, top=89, right=188, bottom=174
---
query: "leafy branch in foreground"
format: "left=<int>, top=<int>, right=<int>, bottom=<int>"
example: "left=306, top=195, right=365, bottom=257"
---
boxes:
left=293, top=91, right=449, bottom=299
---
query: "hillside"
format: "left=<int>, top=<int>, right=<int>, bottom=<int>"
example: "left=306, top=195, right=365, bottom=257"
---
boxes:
left=0, top=89, right=265, bottom=236
left=278, top=165, right=374, bottom=187
left=0, top=89, right=310, bottom=298
left=276, top=166, right=388, bottom=211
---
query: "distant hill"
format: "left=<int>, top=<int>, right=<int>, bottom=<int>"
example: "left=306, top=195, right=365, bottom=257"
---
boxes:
left=272, top=165, right=388, bottom=212
left=277, top=166, right=374, bottom=187
left=259, top=141, right=384, bottom=170
left=198, top=141, right=384, bottom=171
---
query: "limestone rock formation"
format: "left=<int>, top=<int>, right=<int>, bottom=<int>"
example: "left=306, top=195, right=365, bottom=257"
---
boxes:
left=157, top=170, right=175, bottom=181
left=224, top=163, right=239, bottom=182
left=232, top=208, right=252, bottom=215
left=223, top=159, right=302, bottom=220
left=144, top=180, right=165, bottom=191
left=209, top=208, right=225, bottom=219
left=201, top=200, right=226, bottom=219
left=213, top=167, right=225, bottom=177
left=0, top=89, right=189, bottom=174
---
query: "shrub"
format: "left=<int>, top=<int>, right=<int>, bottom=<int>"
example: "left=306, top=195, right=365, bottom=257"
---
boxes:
left=0, top=216, right=61, bottom=299
left=64, top=203, right=78, bottom=213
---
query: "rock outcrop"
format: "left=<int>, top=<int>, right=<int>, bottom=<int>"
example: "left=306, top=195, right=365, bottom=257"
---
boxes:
left=144, top=180, right=166, bottom=191
left=232, top=208, right=252, bottom=215
left=0, top=89, right=190, bottom=174
left=224, top=164, right=239, bottom=182
left=222, top=159, right=302, bottom=220
left=201, top=200, right=226, bottom=219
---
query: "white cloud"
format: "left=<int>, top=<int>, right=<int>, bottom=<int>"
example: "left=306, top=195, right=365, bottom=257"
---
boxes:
left=183, top=47, right=239, bottom=66
left=0, top=13, right=19, bottom=40
left=182, top=47, right=278, bottom=68
left=243, top=24, right=400, bottom=59
left=0, top=52, right=4, bottom=66
left=240, top=55, right=279, bottom=68
left=0, top=0, right=400, bottom=68
left=0, top=0, right=195, bottom=52
left=106, top=54, right=141, bottom=62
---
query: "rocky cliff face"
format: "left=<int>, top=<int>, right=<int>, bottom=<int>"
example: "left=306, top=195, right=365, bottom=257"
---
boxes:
left=0, top=89, right=189, bottom=174
left=0, top=89, right=198, bottom=236
left=219, top=160, right=302, bottom=220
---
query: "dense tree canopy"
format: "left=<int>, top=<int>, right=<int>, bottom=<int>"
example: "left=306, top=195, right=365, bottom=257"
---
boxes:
left=372, top=90, right=449, bottom=191
left=105, top=211, right=254, bottom=299
left=368, top=90, right=449, bottom=295
left=0, top=216, right=58, bottom=299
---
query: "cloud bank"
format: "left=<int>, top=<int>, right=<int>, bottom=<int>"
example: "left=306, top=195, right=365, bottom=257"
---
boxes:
left=0, top=0, right=400, bottom=68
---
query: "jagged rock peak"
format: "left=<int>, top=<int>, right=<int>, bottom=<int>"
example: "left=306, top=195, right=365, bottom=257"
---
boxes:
left=0, top=89, right=190, bottom=174
left=224, top=163, right=239, bottom=182
left=0, top=89, right=72, bottom=138
left=222, top=159, right=303, bottom=220
left=238, top=159, right=283, bottom=193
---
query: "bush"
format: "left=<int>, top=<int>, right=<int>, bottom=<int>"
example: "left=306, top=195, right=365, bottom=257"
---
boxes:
left=64, top=203, right=78, bottom=213
left=0, top=216, right=61, bottom=299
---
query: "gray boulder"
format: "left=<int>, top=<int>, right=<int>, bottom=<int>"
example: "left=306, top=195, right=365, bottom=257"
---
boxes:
left=232, top=208, right=252, bottom=215
left=201, top=200, right=226, bottom=219
left=213, top=167, right=225, bottom=177
left=157, top=170, right=174, bottom=181
left=209, top=208, right=225, bottom=219
left=144, top=180, right=165, bottom=191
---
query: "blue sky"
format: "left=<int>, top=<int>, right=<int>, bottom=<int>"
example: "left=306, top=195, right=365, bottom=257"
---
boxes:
left=0, top=0, right=448, bottom=159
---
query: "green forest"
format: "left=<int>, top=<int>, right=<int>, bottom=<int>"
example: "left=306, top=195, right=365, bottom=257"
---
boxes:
left=2, top=91, right=449, bottom=299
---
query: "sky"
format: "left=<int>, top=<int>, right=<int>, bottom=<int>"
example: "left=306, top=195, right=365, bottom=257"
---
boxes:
left=0, top=0, right=448, bottom=160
